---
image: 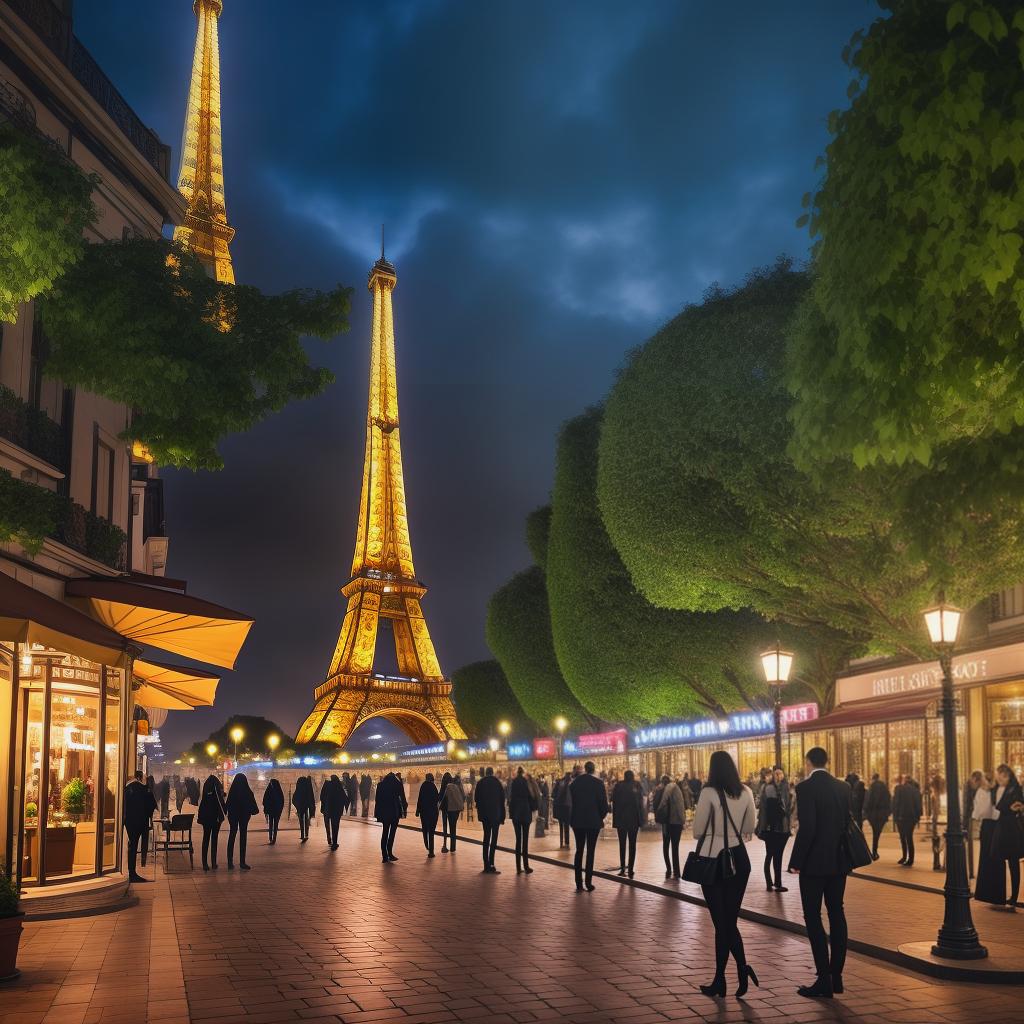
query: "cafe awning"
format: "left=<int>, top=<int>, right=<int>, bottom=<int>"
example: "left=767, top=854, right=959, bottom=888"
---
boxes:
left=786, top=691, right=940, bottom=732
left=65, top=578, right=253, bottom=669
left=0, top=572, right=131, bottom=667
left=133, top=657, right=219, bottom=711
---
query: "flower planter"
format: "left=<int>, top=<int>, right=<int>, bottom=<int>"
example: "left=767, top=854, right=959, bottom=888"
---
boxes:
left=0, top=914, right=24, bottom=982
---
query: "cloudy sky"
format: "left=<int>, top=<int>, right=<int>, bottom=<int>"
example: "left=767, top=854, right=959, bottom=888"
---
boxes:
left=74, top=0, right=876, bottom=753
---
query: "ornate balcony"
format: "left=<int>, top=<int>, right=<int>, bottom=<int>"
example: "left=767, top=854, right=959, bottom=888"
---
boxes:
left=0, top=384, right=64, bottom=469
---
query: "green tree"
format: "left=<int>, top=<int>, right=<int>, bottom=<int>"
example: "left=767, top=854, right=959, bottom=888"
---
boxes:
left=452, top=659, right=533, bottom=738
left=525, top=505, right=552, bottom=569
left=183, top=715, right=296, bottom=763
left=43, top=239, right=351, bottom=469
left=787, top=1, right=1024, bottom=469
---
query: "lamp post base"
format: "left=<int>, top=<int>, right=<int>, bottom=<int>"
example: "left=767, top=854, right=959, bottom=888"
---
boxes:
left=930, top=940, right=989, bottom=961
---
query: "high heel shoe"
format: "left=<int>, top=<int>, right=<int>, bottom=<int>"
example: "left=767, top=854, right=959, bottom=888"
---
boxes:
left=735, top=966, right=759, bottom=998
left=699, top=977, right=726, bottom=998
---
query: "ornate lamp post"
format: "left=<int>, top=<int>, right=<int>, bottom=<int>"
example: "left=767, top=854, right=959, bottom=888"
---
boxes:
left=267, top=733, right=280, bottom=761
left=230, top=725, right=244, bottom=766
left=206, top=742, right=218, bottom=761
left=923, top=598, right=987, bottom=960
left=760, top=645, right=794, bottom=770
left=554, top=716, right=568, bottom=774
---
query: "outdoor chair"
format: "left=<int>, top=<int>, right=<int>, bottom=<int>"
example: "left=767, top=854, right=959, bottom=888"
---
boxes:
left=157, top=813, right=195, bottom=870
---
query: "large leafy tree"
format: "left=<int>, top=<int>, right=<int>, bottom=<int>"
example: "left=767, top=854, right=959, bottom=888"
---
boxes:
left=452, top=659, right=534, bottom=738
left=43, top=239, right=351, bottom=469
left=787, top=1, right=1024, bottom=469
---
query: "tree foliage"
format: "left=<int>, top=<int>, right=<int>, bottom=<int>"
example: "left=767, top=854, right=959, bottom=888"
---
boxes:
left=452, top=659, right=533, bottom=738
left=0, top=120, right=95, bottom=323
left=486, top=566, right=595, bottom=732
left=44, top=239, right=351, bottom=469
left=787, top=0, right=1024, bottom=469
left=525, top=504, right=552, bottom=569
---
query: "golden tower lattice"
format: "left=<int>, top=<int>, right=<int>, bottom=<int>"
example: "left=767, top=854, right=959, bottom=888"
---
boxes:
left=173, top=0, right=235, bottom=284
left=296, top=254, right=467, bottom=746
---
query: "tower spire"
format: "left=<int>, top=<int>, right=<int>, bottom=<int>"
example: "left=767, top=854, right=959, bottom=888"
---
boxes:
left=174, top=0, right=235, bottom=284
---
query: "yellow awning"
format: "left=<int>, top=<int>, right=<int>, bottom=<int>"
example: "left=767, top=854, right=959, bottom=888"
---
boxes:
left=66, top=578, right=253, bottom=669
left=133, top=657, right=219, bottom=711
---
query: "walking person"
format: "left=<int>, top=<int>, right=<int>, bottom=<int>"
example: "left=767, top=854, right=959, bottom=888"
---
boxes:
left=611, top=769, right=644, bottom=877
left=124, top=770, right=157, bottom=883
left=655, top=773, right=686, bottom=879
left=344, top=772, right=359, bottom=816
left=757, top=766, right=792, bottom=892
left=374, top=771, right=407, bottom=863
left=415, top=772, right=440, bottom=856
left=440, top=771, right=464, bottom=852
left=198, top=774, right=227, bottom=870
left=973, top=764, right=1024, bottom=911
left=359, top=773, right=372, bottom=817
left=863, top=773, right=891, bottom=861
left=692, top=750, right=757, bottom=999
left=789, top=746, right=852, bottom=999
left=553, top=771, right=572, bottom=848
left=893, top=775, right=922, bottom=867
left=157, top=776, right=171, bottom=820
left=569, top=760, right=608, bottom=892
left=292, top=775, right=316, bottom=842
left=225, top=774, right=258, bottom=870
left=474, top=766, right=506, bottom=874
left=262, top=778, right=285, bottom=844
left=437, top=772, right=454, bottom=851
left=508, top=767, right=538, bottom=874
left=844, top=773, right=866, bottom=830
left=322, top=774, right=347, bottom=851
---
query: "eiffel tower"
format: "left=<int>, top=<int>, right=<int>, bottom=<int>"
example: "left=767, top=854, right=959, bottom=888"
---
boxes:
left=296, top=250, right=467, bottom=746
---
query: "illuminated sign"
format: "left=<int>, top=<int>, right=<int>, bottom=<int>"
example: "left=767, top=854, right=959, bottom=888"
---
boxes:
left=533, top=738, right=556, bottom=759
left=631, top=704, right=819, bottom=749
left=780, top=703, right=819, bottom=727
left=399, top=743, right=446, bottom=759
left=564, top=729, right=628, bottom=757
left=507, top=742, right=534, bottom=760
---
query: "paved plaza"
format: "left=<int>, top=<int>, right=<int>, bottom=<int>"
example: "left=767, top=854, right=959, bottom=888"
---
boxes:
left=5, top=819, right=1023, bottom=1024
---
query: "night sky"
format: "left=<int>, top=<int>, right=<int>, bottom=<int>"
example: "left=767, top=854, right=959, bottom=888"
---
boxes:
left=73, top=0, right=875, bottom=754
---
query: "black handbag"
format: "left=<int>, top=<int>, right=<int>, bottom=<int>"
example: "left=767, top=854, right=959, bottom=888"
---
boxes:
left=682, top=801, right=718, bottom=885
left=842, top=813, right=873, bottom=870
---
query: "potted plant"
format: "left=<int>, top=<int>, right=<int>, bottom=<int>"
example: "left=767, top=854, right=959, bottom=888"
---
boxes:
left=0, top=866, right=23, bottom=982
left=62, top=779, right=86, bottom=817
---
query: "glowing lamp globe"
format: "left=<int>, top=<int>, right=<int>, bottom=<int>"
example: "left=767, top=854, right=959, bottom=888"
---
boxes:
left=760, top=646, right=794, bottom=685
left=267, top=734, right=280, bottom=753
left=554, top=716, right=568, bottom=734
left=924, top=602, right=962, bottom=647
left=488, top=737, right=499, bottom=752
left=206, top=743, right=218, bottom=757
left=498, top=721, right=511, bottom=737
left=230, top=726, right=244, bottom=745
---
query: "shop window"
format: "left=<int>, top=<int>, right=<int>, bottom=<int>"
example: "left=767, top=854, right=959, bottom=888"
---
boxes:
left=840, top=727, right=863, bottom=778
left=92, top=437, right=115, bottom=521
left=989, top=697, right=1024, bottom=780
left=103, top=676, right=121, bottom=869
left=863, top=723, right=886, bottom=782
left=888, top=719, right=925, bottom=785
left=20, top=691, right=44, bottom=884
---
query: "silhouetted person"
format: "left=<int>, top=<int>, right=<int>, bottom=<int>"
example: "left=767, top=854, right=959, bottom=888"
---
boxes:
left=359, top=773, right=372, bottom=817
left=553, top=772, right=572, bottom=848
left=612, top=769, right=644, bottom=877
left=292, top=775, right=316, bottom=842
left=157, top=776, right=170, bottom=819
left=474, top=767, right=506, bottom=874
left=322, top=774, right=347, bottom=850
left=187, top=776, right=200, bottom=805
left=440, top=771, right=465, bottom=852
left=374, top=772, right=407, bottom=862
left=437, top=772, right=454, bottom=850
left=124, top=770, right=157, bottom=883
left=343, top=772, right=358, bottom=816
left=654, top=774, right=686, bottom=879
left=225, top=774, right=258, bottom=870
left=319, top=776, right=332, bottom=845
left=863, top=773, right=890, bottom=860
left=416, top=772, right=440, bottom=856
left=758, top=767, right=792, bottom=892
left=198, top=774, right=226, bottom=870
left=789, top=747, right=852, bottom=999
left=844, top=772, right=866, bottom=829
left=569, top=761, right=608, bottom=892
left=262, top=778, right=285, bottom=844
left=893, top=775, right=922, bottom=867
left=508, top=767, right=537, bottom=874
left=973, top=764, right=1024, bottom=909
left=693, top=751, right=757, bottom=1000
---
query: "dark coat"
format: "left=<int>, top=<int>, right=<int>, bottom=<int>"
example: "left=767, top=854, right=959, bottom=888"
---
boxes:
left=225, top=777, right=259, bottom=823
left=611, top=780, right=644, bottom=831
left=864, top=779, right=891, bottom=826
left=849, top=779, right=866, bottom=820
left=359, top=774, right=372, bottom=798
left=893, top=781, right=922, bottom=824
left=345, top=774, right=359, bottom=804
left=292, top=776, right=316, bottom=817
left=474, top=774, right=507, bottom=824
left=568, top=772, right=609, bottom=830
left=508, top=776, right=538, bottom=825
left=416, top=779, right=440, bottom=824
left=552, top=777, right=572, bottom=821
left=262, top=779, right=285, bottom=817
left=993, top=780, right=1024, bottom=860
left=197, top=777, right=226, bottom=827
left=322, top=777, right=348, bottom=816
left=374, top=773, right=407, bottom=823
left=123, top=779, right=158, bottom=832
left=788, top=770, right=852, bottom=876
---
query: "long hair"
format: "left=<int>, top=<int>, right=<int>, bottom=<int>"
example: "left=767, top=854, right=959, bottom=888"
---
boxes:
left=707, top=750, right=742, bottom=799
left=201, top=774, right=220, bottom=798
left=227, top=774, right=250, bottom=799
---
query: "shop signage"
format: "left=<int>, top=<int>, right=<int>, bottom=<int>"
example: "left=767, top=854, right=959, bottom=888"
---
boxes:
left=400, top=743, right=446, bottom=759
left=507, top=741, right=534, bottom=760
left=836, top=642, right=1024, bottom=705
left=780, top=703, right=819, bottom=727
left=631, top=704, right=818, bottom=750
left=533, top=738, right=556, bottom=759
left=563, top=728, right=628, bottom=756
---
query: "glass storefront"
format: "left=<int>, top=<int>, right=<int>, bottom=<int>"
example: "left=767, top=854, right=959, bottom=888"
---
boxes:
left=989, top=694, right=1024, bottom=779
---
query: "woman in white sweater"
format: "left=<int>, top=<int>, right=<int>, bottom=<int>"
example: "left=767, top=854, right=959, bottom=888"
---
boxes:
left=690, top=751, right=758, bottom=999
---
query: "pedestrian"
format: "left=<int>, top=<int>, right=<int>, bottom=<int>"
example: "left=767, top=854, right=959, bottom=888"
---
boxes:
left=123, top=770, right=157, bottom=883
left=437, top=771, right=454, bottom=851
left=973, top=764, right=1024, bottom=911
left=143, top=775, right=157, bottom=867
left=474, top=766, right=506, bottom=874
left=788, top=746, right=852, bottom=999
left=344, top=771, right=359, bottom=816
left=225, top=774, right=258, bottom=871
left=416, top=772, right=440, bottom=856
left=863, top=773, right=891, bottom=861
left=569, top=760, right=608, bottom=892
left=157, top=775, right=171, bottom=819
left=757, top=766, right=792, bottom=892
left=359, top=772, right=372, bottom=817
left=440, top=771, right=465, bottom=852
left=318, top=776, right=332, bottom=846
left=692, top=750, right=757, bottom=999
left=198, top=774, right=226, bottom=870
left=292, top=775, right=316, bottom=842
left=611, top=769, right=644, bottom=877
left=844, top=773, right=866, bottom=829
left=262, top=778, right=285, bottom=844
left=322, top=773, right=347, bottom=850
left=374, top=771, right=407, bottom=863
left=508, top=767, right=538, bottom=874
left=553, top=772, right=572, bottom=848
left=537, top=775, right=550, bottom=836
left=893, top=774, right=922, bottom=867
left=654, top=773, right=686, bottom=879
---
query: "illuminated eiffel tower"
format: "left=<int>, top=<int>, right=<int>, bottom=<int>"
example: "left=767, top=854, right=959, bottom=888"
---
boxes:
left=173, top=0, right=235, bottom=283
left=296, top=250, right=466, bottom=746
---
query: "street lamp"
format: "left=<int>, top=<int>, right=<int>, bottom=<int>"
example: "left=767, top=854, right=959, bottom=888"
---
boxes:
left=206, top=742, right=218, bottom=760
left=488, top=737, right=500, bottom=755
left=922, top=598, right=986, bottom=960
left=554, top=715, right=568, bottom=774
left=267, top=733, right=280, bottom=760
left=230, top=726, right=244, bottom=764
left=760, top=644, right=794, bottom=770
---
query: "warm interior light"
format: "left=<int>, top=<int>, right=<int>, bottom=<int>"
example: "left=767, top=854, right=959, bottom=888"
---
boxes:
left=488, top=737, right=499, bottom=752
left=20, top=646, right=33, bottom=674
left=924, top=602, right=963, bottom=646
left=760, top=646, right=794, bottom=685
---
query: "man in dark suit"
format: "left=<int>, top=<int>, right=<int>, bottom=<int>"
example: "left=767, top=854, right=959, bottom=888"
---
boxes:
left=124, top=770, right=158, bottom=883
left=788, top=747, right=853, bottom=999
left=322, top=774, right=348, bottom=850
left=359, top=773, right=372, bottom=817
left=569, top=761, right=609, bottom=892
left=474, top=767, right=506, bottom=874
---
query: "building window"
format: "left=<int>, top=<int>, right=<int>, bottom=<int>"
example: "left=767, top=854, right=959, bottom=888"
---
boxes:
left=92, top=436, right=115, bottom=521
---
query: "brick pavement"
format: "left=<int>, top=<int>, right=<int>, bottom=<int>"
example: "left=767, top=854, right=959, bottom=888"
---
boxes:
left=3, top=819, right=1023, bottom=1024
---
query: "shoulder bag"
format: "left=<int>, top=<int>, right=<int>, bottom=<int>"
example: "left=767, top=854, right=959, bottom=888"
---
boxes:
left=682, top=796, right=718, bottom=885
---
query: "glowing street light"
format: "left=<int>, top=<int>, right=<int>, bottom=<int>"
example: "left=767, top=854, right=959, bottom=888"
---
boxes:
left=230, top=725, right=244, bottom=764
left=206, top=742, right=218, bottom=759
left=498, top=720, right=511, bottom=737
left=554, top=715, right=568, bottom=773
left=760, top=644, right=794, bottom=769
left=267, top=733, right=280, bottom=759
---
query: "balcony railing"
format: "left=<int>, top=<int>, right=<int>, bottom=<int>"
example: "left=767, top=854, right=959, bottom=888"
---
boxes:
left=0, top=384, right=65, bottom=469
left=53, top=499, right=127, bottom=571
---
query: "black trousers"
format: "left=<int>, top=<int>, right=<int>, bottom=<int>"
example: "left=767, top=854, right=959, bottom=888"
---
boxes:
left=573, top=826, right=600, bottom=887
left=297, top=810, right=311, bottom=840
left=799, top=873, right=848, bottom=980
left=201, top=823, right=221, bottom=868
left=227, top=818, right=249, bottom=866
left=361, top=795, right=370, bottom=818
left=381, top=820, right=398, bottom=859
left=869, top=819, right=885, bottom=857
left=126, top=827, right=145, bottom=877
left=481, top=820, right=500, bottom=868
left=513, top=820, right=530, bottom=870
left=421, top=816, right=437, bottom=853
left=761, top=831, right=790, bottom=887
left=558, top=819, right=571, bottom=846
left=662, top=823, right=683, bottom=875
left=1009, top=857, right=1021, bottom=904
left=702, top=864, right=750, bottom=977
left=444, top=811, right=459, bottom=850
left=267, top=813, right=281, bottom=843
left=327, top=812, right=342, bottom=847
left=897, top=820, right=916, bottom=863
left=617, top=827, right=638, bottom=871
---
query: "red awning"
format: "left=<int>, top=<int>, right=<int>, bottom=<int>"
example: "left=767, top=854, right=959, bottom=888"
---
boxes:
left=787, top=691, right=940, bottom=732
